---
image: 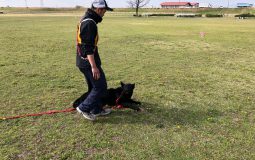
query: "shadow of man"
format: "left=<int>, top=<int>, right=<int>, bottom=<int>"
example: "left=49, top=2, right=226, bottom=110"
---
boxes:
left=95, top=102, right=222, bottom=128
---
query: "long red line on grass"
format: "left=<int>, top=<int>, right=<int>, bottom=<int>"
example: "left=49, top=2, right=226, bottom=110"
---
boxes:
left=0, top=108, right=76, bottom=120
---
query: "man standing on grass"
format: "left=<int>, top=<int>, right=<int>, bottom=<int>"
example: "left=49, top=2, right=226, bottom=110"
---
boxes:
left=76, top=0, right=113, bottom=121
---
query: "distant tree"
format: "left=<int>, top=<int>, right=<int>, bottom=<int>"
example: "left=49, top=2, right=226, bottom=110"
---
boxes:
left=75, top=5, right=83, bottom=10
left=127, top=0, right=150, bottom=16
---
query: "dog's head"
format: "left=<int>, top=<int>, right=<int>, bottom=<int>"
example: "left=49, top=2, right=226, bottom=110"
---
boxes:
left=120, top=81, right=135, bottom=99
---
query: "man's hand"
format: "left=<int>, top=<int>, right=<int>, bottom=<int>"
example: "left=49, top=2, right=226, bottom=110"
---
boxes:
left=92, top=67, right=100, bottom=80
left=87, top=55, right=100, bottom=80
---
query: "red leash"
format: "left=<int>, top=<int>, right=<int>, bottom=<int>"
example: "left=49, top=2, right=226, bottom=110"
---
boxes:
left=0, top=108, right=76, bottom=120
left=1, top=94, right=126, bottom=120
left=113, top=97, right=125, bottom=109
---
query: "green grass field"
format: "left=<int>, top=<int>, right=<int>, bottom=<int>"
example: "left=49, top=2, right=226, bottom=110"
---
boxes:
left=0, top=13, right=254, bottom=159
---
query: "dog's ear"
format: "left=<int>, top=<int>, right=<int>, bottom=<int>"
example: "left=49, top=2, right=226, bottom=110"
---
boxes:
left=132, top=83, right=135, bottom=89
left=120, top=81, right=125, bottom=87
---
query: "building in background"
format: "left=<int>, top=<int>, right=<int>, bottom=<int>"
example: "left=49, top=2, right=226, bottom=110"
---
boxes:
left=160, top=2, right=199, bottom=9
left=237, top=3, right=253, bottom=8
left=199, top=3, right=212, bottom=8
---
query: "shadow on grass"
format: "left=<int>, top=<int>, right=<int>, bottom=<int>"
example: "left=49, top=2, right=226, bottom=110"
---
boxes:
left=95, top=102, right=222, bottom=127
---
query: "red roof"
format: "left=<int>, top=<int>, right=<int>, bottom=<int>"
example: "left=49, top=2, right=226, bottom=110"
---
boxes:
left=160, top=2, right=198, bottom=6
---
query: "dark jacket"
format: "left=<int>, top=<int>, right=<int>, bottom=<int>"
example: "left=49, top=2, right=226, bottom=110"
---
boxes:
left=76, top=9, right=103, bottom=68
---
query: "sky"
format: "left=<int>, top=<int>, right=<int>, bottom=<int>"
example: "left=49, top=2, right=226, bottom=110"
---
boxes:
left=0, top=0, right=254, bottom=8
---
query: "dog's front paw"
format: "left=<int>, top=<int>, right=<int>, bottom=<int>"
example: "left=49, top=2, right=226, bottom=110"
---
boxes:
left=136, top=102, right=141, bottom=105
left=136, top=107, right=145, bottom=112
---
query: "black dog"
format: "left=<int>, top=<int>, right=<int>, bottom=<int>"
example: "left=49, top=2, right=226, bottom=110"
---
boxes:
left=73, top=82, right=141, bottom=111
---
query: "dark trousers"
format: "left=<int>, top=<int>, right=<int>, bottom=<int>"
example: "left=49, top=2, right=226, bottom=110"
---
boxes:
left=78, top=67, right=107, bottom=114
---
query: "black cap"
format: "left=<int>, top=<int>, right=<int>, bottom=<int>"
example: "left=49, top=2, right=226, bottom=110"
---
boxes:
left=92, top=0, right=113, bottom=11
